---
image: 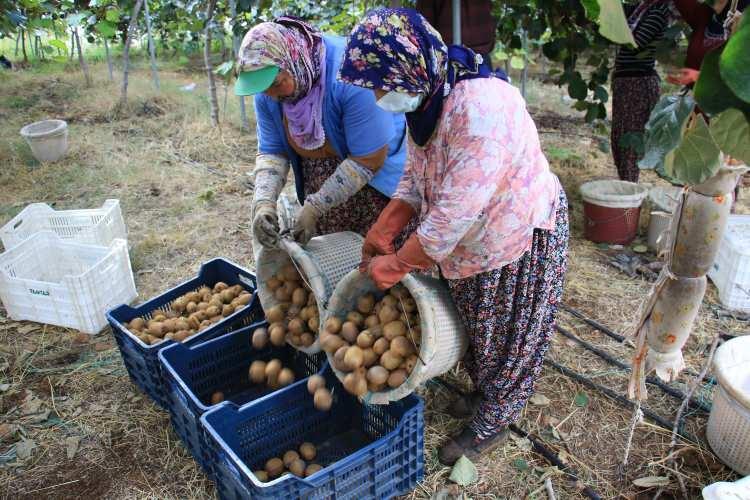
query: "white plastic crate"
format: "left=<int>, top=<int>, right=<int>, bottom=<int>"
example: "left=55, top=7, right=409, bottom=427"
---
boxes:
left=709, top=215, right=750, bottom=312
left=0, top=199, right=127, bottom=250
left=0, top=231, right=137, bottom=334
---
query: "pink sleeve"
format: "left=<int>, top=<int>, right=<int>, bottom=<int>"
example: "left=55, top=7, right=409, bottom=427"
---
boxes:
left=416, top=135, right=509, bottom=262
left=393, top=146, right=422, bottom=212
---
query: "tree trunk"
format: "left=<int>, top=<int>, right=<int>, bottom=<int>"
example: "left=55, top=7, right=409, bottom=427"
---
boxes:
left=143, top=0, right=160, bottom=90
left=121, top=0, right=145, bottom=107
left=70, top=31, right=75, bottom=61
left=21, top=30, right=28, bottom=63
left=104, top=39, right=114, bottom=82
left=36, top=35, right=44, bottom=61
left=15, top=32, right=20, bottom=57
left=204, top=0, right=220, bottom=127
left=229, top=0, right=250, bottom=131
left=521, top=30, right=528, bottom=99
left=74, top=28, right=92, bottom=87
left=54, top=31, right=63, bottom=56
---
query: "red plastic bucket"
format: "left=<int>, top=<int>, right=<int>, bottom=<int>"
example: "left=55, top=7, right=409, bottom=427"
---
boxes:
left=583, top=202, right=641, bottom=245
left=580, top=180, right=648, bottom=245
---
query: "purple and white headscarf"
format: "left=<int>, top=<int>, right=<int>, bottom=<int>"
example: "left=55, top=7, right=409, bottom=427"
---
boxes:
left=238, top=17, right=326, bottom=150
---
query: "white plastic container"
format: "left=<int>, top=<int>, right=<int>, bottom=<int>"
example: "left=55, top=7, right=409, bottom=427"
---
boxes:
left=707, top=335, right=750, bottom=475
left=0, top=231, right=137, bottom=334
left=325, top=269, right=468, bottom=404
left=0, top=199, right=127, bottom=251
left=702, top=475, right=750, bottom=499
left=19, top=119, right=69, bottom=163
left=255, top=231, right=364, bottom=355
left=708, top=215, right=750, bottom=312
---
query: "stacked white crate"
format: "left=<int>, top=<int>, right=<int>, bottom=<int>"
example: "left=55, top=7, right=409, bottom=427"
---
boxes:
left=708, top=215, right=750, bottom=312
left=0, top=200, right=136, bottom=334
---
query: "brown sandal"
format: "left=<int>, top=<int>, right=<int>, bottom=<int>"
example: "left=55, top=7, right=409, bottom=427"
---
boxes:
left=438, top=426, right=510, bottom=466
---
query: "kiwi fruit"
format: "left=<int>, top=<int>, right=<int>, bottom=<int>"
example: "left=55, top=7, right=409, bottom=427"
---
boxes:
left=147, top=322, right=164, bottom=338
left=340, top=322, right=359, bottom=343
left=288, top=318, right=306, bottom=336
left=251, top=327, right=269, bottom=349
left=269, top=325, right=286, bottom=346
left=301, top=333, right=314, bottom=347
left=343, top=370, right=368, bottom=397
left=405, top=354, right=418, bottom=374
left=221, top=289, right=235, bottom=304
left=199, top=320, right=212, bottom=330
left=186, top=301, right=198, bottom=314
left=275, top=287, right=292, bottom=302
left=362, top=348, right=379, bottom=367
left=333, top=346, right=349, bottom=372
left=325, top=317, right=343, bottom=334
left=307, top=374, right=326, bottom=395
left=283, top=450, right=300, bottom=467
left=213, top=281, right=229, bottom=293
left=220, top=304, right=233, bottom=317
left=278, top=368, right=295, bottom=387
left=383, top=321, right=406, bottom=340
left=175, top=318, right=190, bottom=331
left=236, top=293, right=252, bottom=306
left=357, top=294, right=376, bottom=314
left=313, top=387, right=332, bottom=411
left=254, top=470, right=269, bottom=482
left=364, top=315, right=380, bottom=329
left=299, top=442, right=316, bottom=461
left=205, top=306, right=220, bottom=318
left=378, top=305, right=399, bottom=324
left=130, top=317, right=146, bottom=330
left=164, top=332, right=175, bottom=340
left=321, top=333, right=346, bottom=354
left=346, top=311, right=365, bottom=327
left=171, top=298, right=187, bottom=313
left=305, top=463, right=323, bottom=477
left=249, top=360, right=266, bottom=384
left=292, top=288, right=308, bottom=307
left=380, top=350, right=403, bottom=371
left=367, top=365, right=389, bottom=386
left=344, top=346, right=365, bottom=371
left=390, top=336, right=415, bottom=357
left=356, top=331, right=374, bottom=349
left=381, top=295, right=398, bottom=308
left=388, top=369, right=407, bottom=388
left=209, top=297, right=223, bottom=310
left=210, top=391, right=224, bottom=404
left=187, top=315, right=200, bottom=330
left=265, top=359, right=282, bottom=379
left=372, top=337, right=390, bottom=356
left=307, top=316, right=319, bottom=333
left=163, top=319, right=177, bottom=333
left=266, top=277, right=282, bottom=291
left=286, top=458, right=304, bottom=477
left=390, top=285, right=409, bottom=299
left=152, top=313, right=167, bottom=322
left=265, top=457, right=284, bottom=478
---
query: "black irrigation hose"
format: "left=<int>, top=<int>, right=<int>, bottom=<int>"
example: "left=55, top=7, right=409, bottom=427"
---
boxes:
left=559, top=304, right=716, bottom=385
left=508, top=424, right=602, bottom=500
left=554, top=325, right=712, bottom=414
left=432, top=378, right=602, bottom=500
left=544, top=359, right=699, bottom=445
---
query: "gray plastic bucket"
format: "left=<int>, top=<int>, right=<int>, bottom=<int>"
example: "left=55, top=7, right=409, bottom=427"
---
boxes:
left=20, top=119, right=69, bottom=163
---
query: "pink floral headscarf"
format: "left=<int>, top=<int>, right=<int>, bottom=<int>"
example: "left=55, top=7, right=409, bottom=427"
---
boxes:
left=238, top=17, right=326, bottom=150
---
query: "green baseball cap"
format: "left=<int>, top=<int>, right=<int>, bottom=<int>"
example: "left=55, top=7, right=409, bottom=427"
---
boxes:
left=235, top=65, right=279, bottom=96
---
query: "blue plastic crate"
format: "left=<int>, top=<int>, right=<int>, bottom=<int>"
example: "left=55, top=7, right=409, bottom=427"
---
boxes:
left=158, top=321, right=327, bottom=474
left=200, top=369, right=424, bottom=499
left=107, top=258, right=263, bottom=409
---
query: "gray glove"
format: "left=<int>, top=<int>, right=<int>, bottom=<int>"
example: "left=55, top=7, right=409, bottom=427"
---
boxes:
left=251, top=154, right=289, bottom=249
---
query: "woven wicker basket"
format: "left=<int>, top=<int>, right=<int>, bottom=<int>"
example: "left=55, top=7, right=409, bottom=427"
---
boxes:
left=325, top=269, right=468, bottom=404
left=256, top=231, right=364, bottom=355
left=707, top=335, right=750, bottom=475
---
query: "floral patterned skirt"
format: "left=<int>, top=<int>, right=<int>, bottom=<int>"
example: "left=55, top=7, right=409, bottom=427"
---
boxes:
left=301, top=156, right=416, bottom=243
left=446, top=189, right=569, bottom=437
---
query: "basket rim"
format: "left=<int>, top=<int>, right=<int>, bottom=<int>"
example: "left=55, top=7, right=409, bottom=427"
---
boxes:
left=19, top=119, right=68, bottom=138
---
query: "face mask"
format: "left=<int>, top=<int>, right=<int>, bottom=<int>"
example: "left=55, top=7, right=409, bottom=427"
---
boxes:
left=376, top=91, right=423, bottom=113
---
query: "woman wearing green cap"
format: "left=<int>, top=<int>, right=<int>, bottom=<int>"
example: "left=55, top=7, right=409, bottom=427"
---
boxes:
left=236, top=17, right=408, bottom=250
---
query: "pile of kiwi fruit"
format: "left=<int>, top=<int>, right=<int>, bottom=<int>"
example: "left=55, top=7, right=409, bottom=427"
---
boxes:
left=262, top=262, right=320, bottom=349
left=320, top=284, right=421, bottom=397
left=125, top=282, right=252, bottom=346
left=254, top=442, right=323, bottom=482
left=206, top=357, right=296, bottom=406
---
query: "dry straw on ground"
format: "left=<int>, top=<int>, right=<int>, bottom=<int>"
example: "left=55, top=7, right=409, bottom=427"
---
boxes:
left=0, top=65, right=747, bottom=499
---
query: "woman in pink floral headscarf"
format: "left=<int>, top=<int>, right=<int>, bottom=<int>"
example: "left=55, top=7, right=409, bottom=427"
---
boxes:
left=339, top=8, right=569, bottom=465
left=236, top=17, right=410, bottom=252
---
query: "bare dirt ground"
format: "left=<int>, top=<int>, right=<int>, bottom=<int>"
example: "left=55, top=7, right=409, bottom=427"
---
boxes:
left=0, top=62, right=747, bottom=499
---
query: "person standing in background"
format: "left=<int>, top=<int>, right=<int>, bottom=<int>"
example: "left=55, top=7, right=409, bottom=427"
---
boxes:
left=415, top=0, right=496, bottom=68
left=610, top=0, right=672, bottom=183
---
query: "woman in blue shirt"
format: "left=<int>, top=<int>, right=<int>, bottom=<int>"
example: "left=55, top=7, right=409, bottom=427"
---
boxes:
left=235, top=17, right=408, bottom=249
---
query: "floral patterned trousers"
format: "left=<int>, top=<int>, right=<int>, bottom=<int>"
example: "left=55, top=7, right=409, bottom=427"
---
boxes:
left=447, top=190, right=570, bottom=438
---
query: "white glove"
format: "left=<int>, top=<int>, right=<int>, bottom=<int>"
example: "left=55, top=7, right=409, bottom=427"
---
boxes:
left=251, top=154, right=289, bottom=249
